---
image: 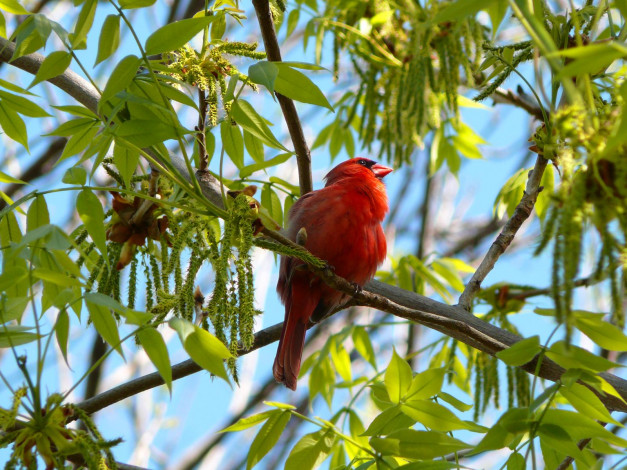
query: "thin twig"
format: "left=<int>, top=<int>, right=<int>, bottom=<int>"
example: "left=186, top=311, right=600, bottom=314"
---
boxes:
left=252, top=0, right=313, bottom=195
left=458, top=155, right=548, bottom=311
left=197, top=88, right=209, bottom=172
left=492, top=86, right=546, bottom=121
left=506, top=275, right=597, bottom=301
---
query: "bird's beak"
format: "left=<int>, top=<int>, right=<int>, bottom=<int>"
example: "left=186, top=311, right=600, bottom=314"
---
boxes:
left=371, top=163, right=393, bottom=179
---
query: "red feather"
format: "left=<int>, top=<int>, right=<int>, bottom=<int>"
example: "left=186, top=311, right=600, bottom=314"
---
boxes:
left=273, top=157, right=393, bottom=390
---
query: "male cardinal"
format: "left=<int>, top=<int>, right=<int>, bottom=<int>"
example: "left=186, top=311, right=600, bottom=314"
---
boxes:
left=273, top=157, right=393, bottom=390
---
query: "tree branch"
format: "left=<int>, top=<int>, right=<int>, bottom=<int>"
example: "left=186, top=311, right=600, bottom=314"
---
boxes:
left=0, top=37, right=99, bottom=114
left=492, top=86, right=546, bottom=121
left=458, top=155, right=548, bottom=310
left=3, top=26, right=626, bottom=425
left=252, top=0, right=313, bottom=196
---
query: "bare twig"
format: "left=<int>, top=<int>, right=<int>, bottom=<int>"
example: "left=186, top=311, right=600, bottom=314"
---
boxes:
left=197, top=88, right=209, bottom=172
left=458, top=155, right=548, bottom=310
left=252, top=0, right=313, bottom=195
left=506, top=275, right=597, bottom=301
left=492, top=86, right=546, bottom=121
left=441, top=217, right=505, bottom=257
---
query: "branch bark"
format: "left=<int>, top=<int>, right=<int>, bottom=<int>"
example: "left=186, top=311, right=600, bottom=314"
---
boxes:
left=458, top=155, right=548, bottom=310
left=252, top=0, right=313, bottom=196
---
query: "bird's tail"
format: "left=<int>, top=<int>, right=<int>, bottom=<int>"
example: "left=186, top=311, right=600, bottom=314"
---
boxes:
left=273, top=284, right=317, bottom=390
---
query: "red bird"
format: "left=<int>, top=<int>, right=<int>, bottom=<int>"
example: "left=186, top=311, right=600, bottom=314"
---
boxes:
left=274, top=157, right=393, bottom=390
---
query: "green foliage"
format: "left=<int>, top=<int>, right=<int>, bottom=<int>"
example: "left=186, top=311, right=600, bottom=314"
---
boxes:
left=303, top=0, right=486, bottom=165
left=2, top=0, right=627, bottom=467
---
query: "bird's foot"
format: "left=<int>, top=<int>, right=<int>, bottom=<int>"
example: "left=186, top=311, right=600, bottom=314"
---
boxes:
left=323, top=263, right=335, bottom=274
left=351, top=282, right=362, bottom=296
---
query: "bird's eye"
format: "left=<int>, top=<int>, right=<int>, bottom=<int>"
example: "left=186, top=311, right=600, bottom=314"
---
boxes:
left=358, top=159, right=368, bottom=166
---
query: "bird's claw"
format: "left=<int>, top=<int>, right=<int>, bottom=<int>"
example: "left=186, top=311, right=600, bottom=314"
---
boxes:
left=351, top=282, right=362, bottom=296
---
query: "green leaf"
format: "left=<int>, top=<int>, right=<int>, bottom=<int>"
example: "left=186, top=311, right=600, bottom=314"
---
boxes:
left=330, top=338, right=352, bottom=382
left=69, top=0, right=96, bottom=49
left=248, top=61, right=279, bottom=95
left=0, top=326, right=40, bottom=348
left=274, top=64, right=333, bottom=111
left=117, top=119, right=185, bottom=147
left=362, top=404, right=415, bottom=436
left=470, top=408, right=531, bottom=455
left=0, top=0, right=30, bottom=14
left=542, top=409, right=627, bottom=447
left=496, top=336, right=541, bottom=366
left=100, top=55, right=141, bottom=104
left=0, top=100, right=28, bottom=150
left=55, top=310, right=70, bottom=366
left=385, top=349, right=412, bottom=403
left=239, top=153, right=292, bottom=179
left=62, top=167, right=87, bottom=185
left=220, top=410, right=276, bottom=433
left=76, top=189, right=107, bottom=260
left=0, top=171, right=26, bottom=185
left=0, top=90, right=49, bottom=117
left=559, top=383, right=621, bottom=426
left=169, top=318, right=231, bottom=383
left=370, top=429, right=471, bottom=459
left=574, top=311, right=627, bottom=352
left=86, top=300, right=123, bottom=357
left=48, top=117, right=95, bottom=137
left=451, top=122, right=485, bottom=159
left=555, top=43, right=627, bottom=79
left=221, top=121, right=244, bottom=169
left=405, top=368, right=445, bottom=400
left=244, top=130, right=264, bottom=163
left=119, top=0, right=156, bottom=8
left=247, top=410, right=291, bottom=469
left=27, top=195, right=50, bottom=231
left=433, top=0, right=499, bottom=24
left=285, top=429, right=336, bottom=470
left=401, top=399, right=486, bottom=433
left=286, top=8, right=300, bottom=37
left=210, top=12, right=226, bottom=40
left=537, top=423, right=582, bottom=457
left=145, top=16, right=215, bottom=55
left=138, top=327, right=172, bottom=393
left=261, top=183, right=283, bottom=227
left=113, top=142, right=139, bottom=187
left=352, top=326, right=376, bottom=369
left=95, top=14, right=121, bottom=65
left=437, top=391, right=473, bottom=412
left=58, top=121, right=100, bottom=162
left=546, top=341, right=620, bottom=373
left=29, top=51, right=72, bottom=88
left=506, top=452, right=525, bottom=470
left=231, top=99, right=288, bottom=151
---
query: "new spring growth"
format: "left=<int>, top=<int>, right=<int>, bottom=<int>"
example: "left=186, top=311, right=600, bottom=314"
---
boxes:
left=164, top=43, right=266, bottom=126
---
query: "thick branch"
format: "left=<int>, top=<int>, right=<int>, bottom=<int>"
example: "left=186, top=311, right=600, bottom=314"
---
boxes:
left=73, top=277, right=627, bottom=417
left=458, top=156, right=548, bottom=310
left=252, top=0, right=313, bottom=195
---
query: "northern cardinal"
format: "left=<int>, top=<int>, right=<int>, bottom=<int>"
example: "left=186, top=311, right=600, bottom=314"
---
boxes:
left=274, top=157, right=393, bottom=390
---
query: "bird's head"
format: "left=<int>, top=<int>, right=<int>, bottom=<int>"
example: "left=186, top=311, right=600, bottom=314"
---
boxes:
left=324, top=157, right=393, bottom=186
